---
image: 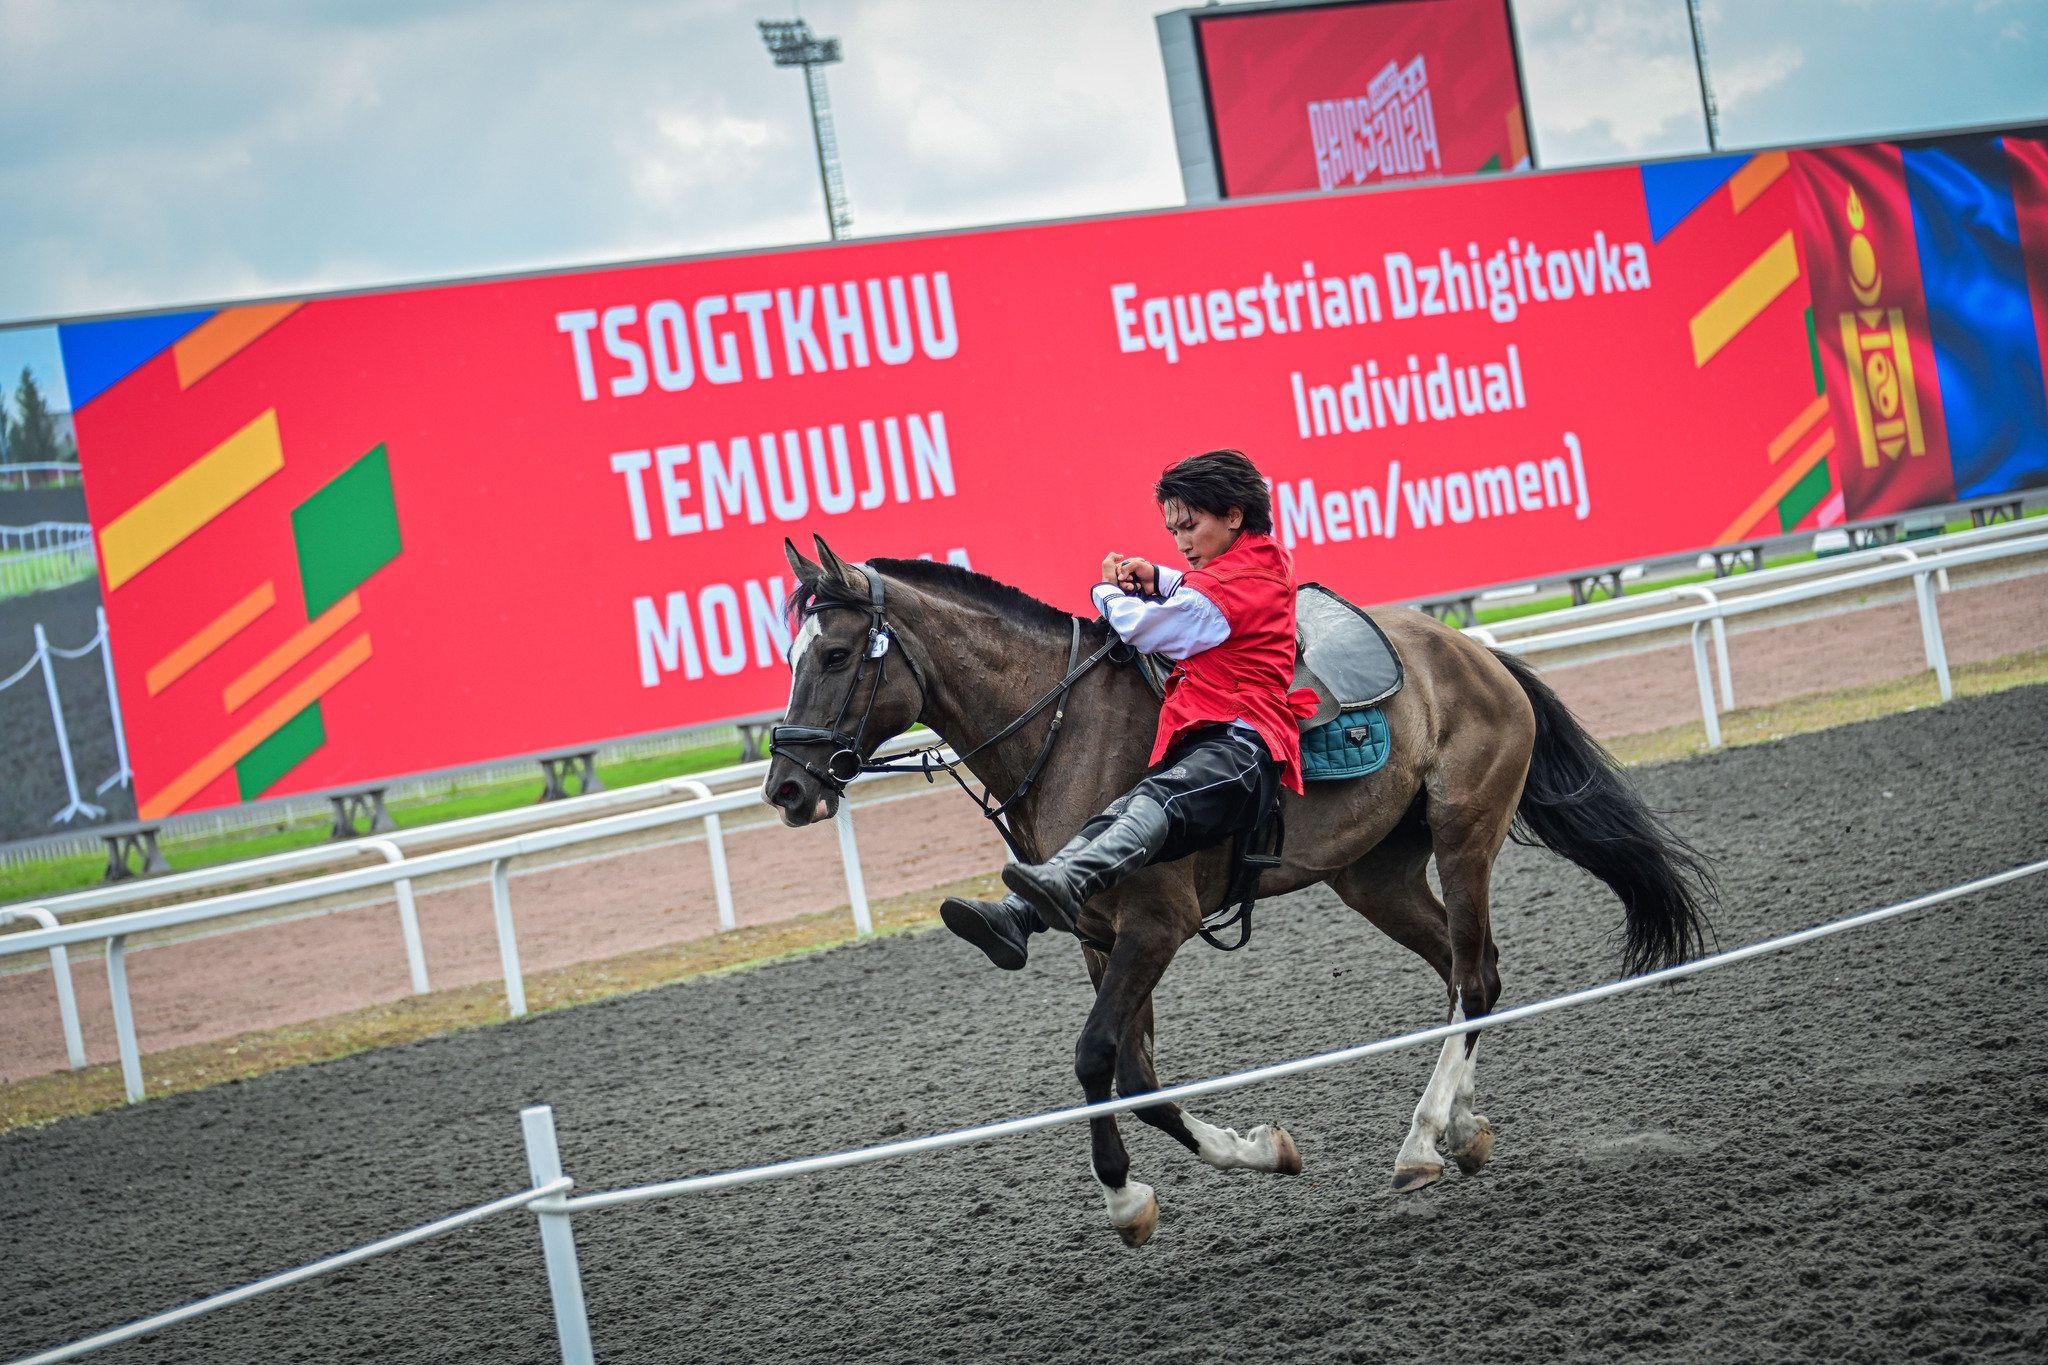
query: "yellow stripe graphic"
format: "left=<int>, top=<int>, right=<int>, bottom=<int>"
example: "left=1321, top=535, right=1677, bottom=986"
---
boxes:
left=223, top=592, right=361, bottom=712
left=1690, top=233, right=1801, bottom=367
left=98, top=409, right=285, bottom=591
left=146, top=580, right=276, bottom=695
left=1717, top=428, right=1835, bottom=543
left=141, top=633, right=372, bottom=819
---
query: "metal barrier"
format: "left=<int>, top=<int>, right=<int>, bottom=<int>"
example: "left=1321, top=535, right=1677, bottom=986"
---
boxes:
left=1481, top=529, right=2048, bottom=749
left=13, top=857, right=2044, bottom=1365
left=1, top=735, right=954, bottom=1099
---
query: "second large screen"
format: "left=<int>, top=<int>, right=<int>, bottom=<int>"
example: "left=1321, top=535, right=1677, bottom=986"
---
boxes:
left=1196, top=0, right=1531, bottom=198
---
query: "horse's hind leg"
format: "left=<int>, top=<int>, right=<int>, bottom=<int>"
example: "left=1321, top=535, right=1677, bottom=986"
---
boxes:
left=1326, top=812, right=1491, bottom=1191
left=1112, top=995, right=1302, bottom=1175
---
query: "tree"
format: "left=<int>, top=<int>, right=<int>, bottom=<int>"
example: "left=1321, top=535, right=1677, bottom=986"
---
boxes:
left=9, top=367, right=65, bottom=465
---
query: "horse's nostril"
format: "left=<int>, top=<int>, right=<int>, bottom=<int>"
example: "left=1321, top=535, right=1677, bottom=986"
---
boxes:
left=773, top=781, right=803, bottom=808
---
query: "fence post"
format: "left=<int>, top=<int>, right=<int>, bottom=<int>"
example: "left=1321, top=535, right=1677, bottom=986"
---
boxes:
left=835, top=800, right=873, bottom=935
left=491, top=857, right=529, bottom=1017
left=705, top=812, right=735, bottom=932
left=362, top=840, right=430, bottom=994
left=1689, top=622, right=1723, bottom=750
left=1913, top=570, right=1953, bottom=701
left=671, top=780, right=734, bottom=933
left=106, top=934, right=144, bottom=1102
left=0, top=906, right=85, bottom=1069
left=1710, top=616, right=1734, bottom=712
left=94, top=607, right=134, bottom=795
left=520, top=1105, right=595, bottom=1365
left=35, top=624, right=105, bottom=824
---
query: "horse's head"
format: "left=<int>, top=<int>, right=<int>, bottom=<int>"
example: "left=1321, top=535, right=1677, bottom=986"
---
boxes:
left=762, top=536, right=927, bottom=826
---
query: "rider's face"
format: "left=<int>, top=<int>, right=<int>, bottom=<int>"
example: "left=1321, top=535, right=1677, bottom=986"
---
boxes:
left=1162, top=500, right=1244, bottom=571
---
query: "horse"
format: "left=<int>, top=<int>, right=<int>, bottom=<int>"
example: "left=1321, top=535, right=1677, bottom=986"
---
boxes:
left=763, top=537, right=1710, bottom=1246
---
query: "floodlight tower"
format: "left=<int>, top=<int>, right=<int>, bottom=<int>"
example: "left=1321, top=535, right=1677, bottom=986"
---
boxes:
left=759, top=18, right=853, bottom=241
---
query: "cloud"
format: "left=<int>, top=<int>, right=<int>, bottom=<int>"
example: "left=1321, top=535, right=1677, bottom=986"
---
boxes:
left=1, top=0, right=2044, bottom=325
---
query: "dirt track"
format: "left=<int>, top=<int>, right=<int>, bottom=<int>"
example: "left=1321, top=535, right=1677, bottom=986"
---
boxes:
left=4, top=686, right=2046, bottom=1361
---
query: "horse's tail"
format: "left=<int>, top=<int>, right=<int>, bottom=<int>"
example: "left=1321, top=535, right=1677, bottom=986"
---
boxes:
left=1490, top=648, right=1714, bottom=974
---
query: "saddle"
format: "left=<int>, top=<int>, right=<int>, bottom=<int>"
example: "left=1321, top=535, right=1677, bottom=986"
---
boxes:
left=1214, top=584, right=1406, bottom=949
left=1291, top=583, right=1403, bottom=782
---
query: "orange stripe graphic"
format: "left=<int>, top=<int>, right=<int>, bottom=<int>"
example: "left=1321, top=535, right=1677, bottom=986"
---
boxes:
left=222, top=592, right=361, bottom=712
left=174, top=303, right=304, bottom=389
left=1767, top=396, right=1831, bottom=463
left=141, top=633, right=373, bottom=820
left=1728, top=151, right=1790, bottom=213
left=146, top=581, right=276, bottom=696
left=1717, top=428, right=1835, bottom=543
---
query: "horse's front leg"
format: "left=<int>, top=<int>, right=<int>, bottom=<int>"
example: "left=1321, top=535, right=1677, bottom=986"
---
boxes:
left=1114, top=998, right=1303, bottom=1176
left=1075, top=916, right=1179, bottom=1246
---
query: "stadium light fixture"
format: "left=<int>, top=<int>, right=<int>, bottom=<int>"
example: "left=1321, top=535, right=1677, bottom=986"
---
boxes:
left=758, top=18, right=854, bottom=241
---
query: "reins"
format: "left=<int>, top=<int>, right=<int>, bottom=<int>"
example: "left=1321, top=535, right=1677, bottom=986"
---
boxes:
left=768, top=565, right=1116, bottom=861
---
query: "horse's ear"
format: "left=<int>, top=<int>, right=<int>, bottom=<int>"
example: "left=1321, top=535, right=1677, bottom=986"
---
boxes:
left=784, top=537, right=822, bottom=587
left=813, top=536, right=865, bottom=589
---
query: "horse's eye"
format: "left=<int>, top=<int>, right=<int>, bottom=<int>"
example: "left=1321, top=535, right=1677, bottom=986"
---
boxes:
left=823, top=647, right=852, bottom=670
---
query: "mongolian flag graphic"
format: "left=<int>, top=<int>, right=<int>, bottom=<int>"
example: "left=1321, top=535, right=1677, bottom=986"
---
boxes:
left=1790, top=145, right=1954, bottom=519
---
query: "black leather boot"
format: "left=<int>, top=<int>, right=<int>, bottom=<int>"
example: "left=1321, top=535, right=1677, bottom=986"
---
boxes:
left=1001, top=795, right=1171, bottom=934
left=939, top=892, right=1045, bottom=970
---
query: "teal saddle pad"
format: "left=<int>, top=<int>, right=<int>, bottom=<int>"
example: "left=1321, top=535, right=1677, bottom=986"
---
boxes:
left=1300, top=707, right=1390, bottom=781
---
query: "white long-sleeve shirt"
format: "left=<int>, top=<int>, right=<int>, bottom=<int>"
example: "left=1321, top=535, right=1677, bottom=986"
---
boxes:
left=1089, top=564, right=1231, bottom=660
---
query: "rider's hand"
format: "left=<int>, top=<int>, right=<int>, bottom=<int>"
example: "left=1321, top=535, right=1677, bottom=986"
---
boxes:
left=1101, top=551, right=1125, bottom=587
left=1118, top=557, right=1157, bottom=597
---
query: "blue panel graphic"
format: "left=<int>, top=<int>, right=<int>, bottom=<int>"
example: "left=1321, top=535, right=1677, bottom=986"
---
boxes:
left=1903, top=139, right=2048, bottom=498
left=58, top=310, right=215, bottom=410
left=1639, top=153, right=1749, bottom=242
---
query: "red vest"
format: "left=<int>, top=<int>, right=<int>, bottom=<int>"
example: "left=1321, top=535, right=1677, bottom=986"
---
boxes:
left=1152, top=532, right=1318, bottom=794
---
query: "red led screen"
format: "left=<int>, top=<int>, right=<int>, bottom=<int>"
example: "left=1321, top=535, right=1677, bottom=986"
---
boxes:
left=62, top=128, right=2048, bottom=818
left=1196, top=0, right=1529, bottom=199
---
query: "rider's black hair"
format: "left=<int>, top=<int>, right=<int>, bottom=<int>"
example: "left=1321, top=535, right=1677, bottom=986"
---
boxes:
left=1153, top=450, right=1272, bottom=536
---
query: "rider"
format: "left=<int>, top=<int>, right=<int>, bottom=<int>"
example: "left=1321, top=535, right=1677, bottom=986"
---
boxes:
left=941, top=449, right=1312, bottom=969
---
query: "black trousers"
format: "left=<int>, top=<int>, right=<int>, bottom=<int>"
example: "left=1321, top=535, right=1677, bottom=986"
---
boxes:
left=1078, top=723, right=1282, bottom=866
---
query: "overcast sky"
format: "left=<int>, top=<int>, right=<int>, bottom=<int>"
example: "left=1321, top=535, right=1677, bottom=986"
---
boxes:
left=1, top=0, right=2044, bottom=337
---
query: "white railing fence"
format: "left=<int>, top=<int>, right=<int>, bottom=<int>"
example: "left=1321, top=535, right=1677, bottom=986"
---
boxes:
left=1, top=733, right=953, bottom=1100
left=0, top=605, right=130, bottom=826
left=0, top=524, right=97, bottom=599
left=11, top=857, right=2044, bottom=1365
left=0, top=463, right=84, bottom=490
left=1475, top=527, right=2048, bottom=750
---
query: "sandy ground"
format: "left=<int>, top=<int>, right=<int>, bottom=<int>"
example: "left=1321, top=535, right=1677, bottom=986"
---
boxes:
left=3, top=686, right=2045, bottom=1363
left=0, top=571, right=2042, bottom=1083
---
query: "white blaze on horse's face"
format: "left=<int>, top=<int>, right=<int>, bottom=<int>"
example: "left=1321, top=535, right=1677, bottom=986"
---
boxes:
left=786, top=613, right=824, bottom=709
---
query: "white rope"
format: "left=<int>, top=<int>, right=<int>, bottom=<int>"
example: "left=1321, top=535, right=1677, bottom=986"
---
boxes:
left=44, top=626, right=105, bottom=660
left=6, top=1178, right=574, bottom=1365
left=0, top=641, right=43, bottom=692
left=549, top=855, right=2048, bottom=1213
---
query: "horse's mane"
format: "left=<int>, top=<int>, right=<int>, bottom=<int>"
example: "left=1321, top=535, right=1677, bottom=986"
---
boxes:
left=787, top=556, right=1104, bottom=640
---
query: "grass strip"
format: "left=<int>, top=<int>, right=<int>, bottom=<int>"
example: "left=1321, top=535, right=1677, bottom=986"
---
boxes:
left=1603, top=648, right=2048, bottom=767
left=0, top=870, right=999, bottom=1133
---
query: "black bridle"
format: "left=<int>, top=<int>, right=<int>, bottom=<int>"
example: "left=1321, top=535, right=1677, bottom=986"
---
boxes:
left=767, top=564, right=1117, bottom=859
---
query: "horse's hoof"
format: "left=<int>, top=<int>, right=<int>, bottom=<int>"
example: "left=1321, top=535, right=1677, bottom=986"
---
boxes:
left=1105, top=1180, right=1159, bottom=1248
left=1451, top=1117, right=1495, bottom=1175
left=1390, top=1161, right=1443, bottom=1193
left=1267, top=1125, right=1304, bottom=1176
